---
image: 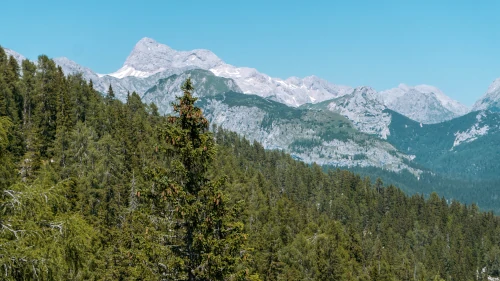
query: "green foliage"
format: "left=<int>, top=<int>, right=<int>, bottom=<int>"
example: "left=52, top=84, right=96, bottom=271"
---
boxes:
left=0, top=47, right=499, bottom=281
left=387, top=109, right=500, bottom=181
left=149, top=78, right=247, bottom=280
left=0, top=178, right=97, bottom=280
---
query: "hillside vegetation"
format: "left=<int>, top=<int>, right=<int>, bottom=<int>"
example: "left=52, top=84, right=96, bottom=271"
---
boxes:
left=1, top=48, right=500, bottom=280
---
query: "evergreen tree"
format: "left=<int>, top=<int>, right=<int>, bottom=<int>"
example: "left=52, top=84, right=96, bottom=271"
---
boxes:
left=152, top=78, right=247, bottom=280
left=106, top=84, right=115, bottom=101
left=0, top=116, right=15, bottom=189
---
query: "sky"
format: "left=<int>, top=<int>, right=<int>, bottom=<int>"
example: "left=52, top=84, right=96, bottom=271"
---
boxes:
left=1, top=0, right=499, bottom=106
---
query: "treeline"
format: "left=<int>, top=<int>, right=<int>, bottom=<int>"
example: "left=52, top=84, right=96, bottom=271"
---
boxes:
left=0, top=47, right=499, bottom=280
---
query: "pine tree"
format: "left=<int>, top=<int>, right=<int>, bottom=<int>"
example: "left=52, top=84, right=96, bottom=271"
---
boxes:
left=106, top=84, right=115, bottom=101
left=153, top=78, right=247, bottom=280
left=34, top=55, right=59, bottom=158
left=0, top=116, right=15, bottom=189
left=18, top=59, right=39, bottom=180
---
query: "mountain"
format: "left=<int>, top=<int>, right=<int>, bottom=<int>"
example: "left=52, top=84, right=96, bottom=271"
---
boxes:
left=55, top=38, right=468, bottom=125
left=199, top=92, right=421, bottom=175
left=5, top=41, right=493, bottom=181
left=108, top=37, right=223, bottom=78
left=138, top=69, right=421, bottom=175
left=323, top=86, right=391, bottom=139
left=4, top=48, right=26, bottom=65
left=54, top=56, right=194, bottom=101
left=387, top=109, right=500, bottom=180
left=472, top=78, right=500, bottom=112
left=103, top=37, right=353, bottom=107
left=378, top=84, right=469, bottom=124
left=3, top=39, right=468, bottom=126
left=141, top=69, right=241, bottom=112
left=51, top=38, right=352, bottom=107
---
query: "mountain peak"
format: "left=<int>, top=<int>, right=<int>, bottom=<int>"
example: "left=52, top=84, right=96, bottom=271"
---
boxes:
left=378, top=84, right=469, bottom=123
left=486, top=77, right=500, bottom=94
left=136, top=37, right=160, bottom=46
left=131, top=37, right=173, bottom=54
left=107, top=37, right=223, bottom=79
left=397, top=83, right=410, bottom=91
left=354, top=86, right=377, bottom=95
left=472, top=77, right=500, bottom=112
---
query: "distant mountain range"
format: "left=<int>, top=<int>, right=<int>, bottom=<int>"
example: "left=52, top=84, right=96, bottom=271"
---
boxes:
left=7, top=38, right=489, bottom=123
left=3, top=38, right=500, bottom=186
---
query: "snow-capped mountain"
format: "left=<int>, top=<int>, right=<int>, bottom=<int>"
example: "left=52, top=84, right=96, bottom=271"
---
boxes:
left=378, top=84, right=469, bottom=124
left=209, top=67, right=352, bottom=106
left=103, top=37, right=352, bottom=107
left=472, top=78, right=500, bottom=112
left=4, top=38, right=466, bottom=125
left=108, top=37, right=223, bottom=79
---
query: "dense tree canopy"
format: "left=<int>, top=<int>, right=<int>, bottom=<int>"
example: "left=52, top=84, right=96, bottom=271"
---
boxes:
left=0, top=46, right=499, bottom=280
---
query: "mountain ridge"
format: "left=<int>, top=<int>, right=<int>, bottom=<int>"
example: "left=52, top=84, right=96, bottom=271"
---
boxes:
left=2, top=38, right=473, bottom=124
left=473, top=77, right=500, bottom=112
left=378, top=83, right=470, bottom=123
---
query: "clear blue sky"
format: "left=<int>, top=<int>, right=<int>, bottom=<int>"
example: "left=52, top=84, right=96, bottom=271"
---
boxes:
left=1, top=0, right=499, bottom=106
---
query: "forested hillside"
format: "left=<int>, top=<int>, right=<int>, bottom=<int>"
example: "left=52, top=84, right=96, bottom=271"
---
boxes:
left=387, top=109, right=500, bottom=181
left=1, top=47, right=500, bottom=280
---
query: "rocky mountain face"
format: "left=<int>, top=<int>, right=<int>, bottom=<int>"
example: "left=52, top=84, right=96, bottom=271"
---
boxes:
left=325, top=87, right=392, bottom=139
left=378, top=84, right=469, bottom=124
left=472, top=78, right=500, bottom=112
left=198, top=92, right=421, bottom=175
left=141, top=69, right=241, bottom=114
left=140, top=69, right=421, bottom=175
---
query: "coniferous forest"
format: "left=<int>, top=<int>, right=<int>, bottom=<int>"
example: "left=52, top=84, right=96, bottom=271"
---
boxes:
left=1, top=47, right=500, bottom=281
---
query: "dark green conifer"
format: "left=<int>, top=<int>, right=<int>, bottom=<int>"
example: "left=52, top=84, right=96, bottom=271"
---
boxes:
left=154, top=78, right=247, bottom=280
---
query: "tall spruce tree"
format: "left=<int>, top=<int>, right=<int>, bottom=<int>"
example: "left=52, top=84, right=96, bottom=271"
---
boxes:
left=153, top=78, right=247, bottom=280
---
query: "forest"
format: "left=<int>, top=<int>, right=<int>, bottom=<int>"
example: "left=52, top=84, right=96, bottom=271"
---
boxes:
left=1, top=46, right=500, bottom=280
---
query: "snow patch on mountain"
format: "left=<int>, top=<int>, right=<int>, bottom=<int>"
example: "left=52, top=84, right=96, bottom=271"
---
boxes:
left=108, top=65, right=155, bottom=79
left=327, top=87, right=391, bottom=139
left=452, top=112, right=490, bottom=149
left=378, top=84, right=469, bottom=124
